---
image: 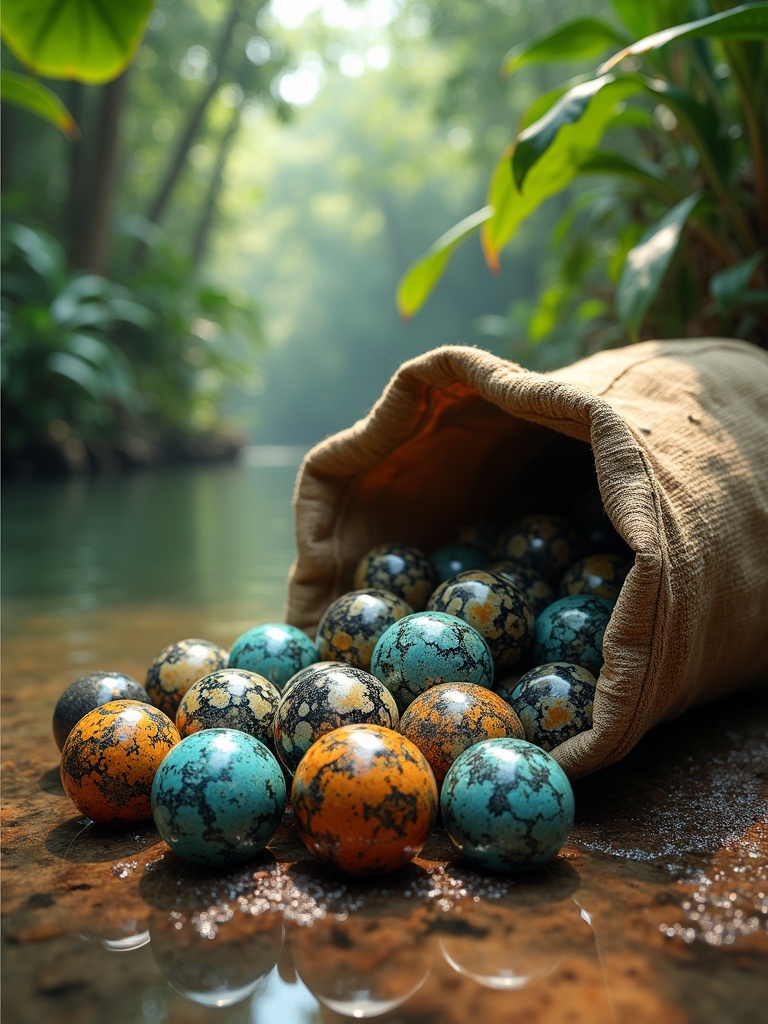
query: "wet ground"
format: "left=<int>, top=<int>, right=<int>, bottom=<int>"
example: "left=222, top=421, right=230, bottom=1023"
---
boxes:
left=2, top=462, right=767, bottom=1023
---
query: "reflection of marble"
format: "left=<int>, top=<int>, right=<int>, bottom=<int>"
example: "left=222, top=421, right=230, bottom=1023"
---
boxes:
left=150, top=911, right=284, bottom=1007
left=79, top=921, right=150, bottom=952
left=438, top=894, right=592, bottom=991
left=292, top=901, right=434, bottom=1018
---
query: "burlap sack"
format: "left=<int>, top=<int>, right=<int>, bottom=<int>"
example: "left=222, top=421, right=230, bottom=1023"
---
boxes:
left=286, top=338, right=768, bottom=779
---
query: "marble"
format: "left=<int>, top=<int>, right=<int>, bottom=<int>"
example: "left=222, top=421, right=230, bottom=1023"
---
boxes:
left=531, top=595, right=613, bottom=678
left=559, top=553, right=633, bottom=603
left=151, top=729, right=286, bottom=866
left=60, top=699, right=180, bottom=825
left=353, top=543, right=437, bottom=611
left=371, top=611, right=494, bottom=712
left=399, top=681, right=525, bottom=786
left=509, top=662, right=597, bottom=751
left=291, top=723, right=438, bottom=874
left=273, top=662, right=400, bottom=774
left=174, top=668, right=280, bottom=748
left=495, top=514, right=583, bottom=585
left=441, top=737, right=575, bottom=872
left=145, top=638, right=228, bottom=718
left=227, top=623, right=318, bottom=691
left=427, top=569, right=533, bottom=669
left=52, top=671, right=150, bottom=750
left=315, top=588, right=413, bottom=671
left=430, top=545, right=490, bottom=583
left=486, top=559, right=555, bottom=619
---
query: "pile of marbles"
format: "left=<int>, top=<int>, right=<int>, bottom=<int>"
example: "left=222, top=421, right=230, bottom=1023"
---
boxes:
left=53, top=508, right=632, bottom=878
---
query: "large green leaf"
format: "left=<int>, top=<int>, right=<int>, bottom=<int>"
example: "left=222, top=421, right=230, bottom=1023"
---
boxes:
left=0, top=69, right=78, bottom=137
left=502, top=18, right=629, bottom=77
left=616, top=191, right=706, bottom=339
left=1, top=0, right=155, bottom=84
left=396, top=206, right=494, bottom=319
left=512, top=75, right=641, bottom=191
left=601, top=3, right=768, bottom=73
left=485, top=76, right=640, bottom=262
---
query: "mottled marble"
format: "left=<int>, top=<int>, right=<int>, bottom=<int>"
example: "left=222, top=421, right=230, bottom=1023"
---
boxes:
left=427, top=570, right=533, bottom=669
left=145, top=638, right=228, bottom=718
left=273, top=662, right=400, bottom=774
left=60, top=699, right=180, bottom=825
left=52, top=671, right=150, bottom=750
left=175, top=668, right=280, bottom=748
left=371, top=611, right=494, bottom=712
left=495, top=514, right=583, bottom=585
left=532, top=595, right=613, bottom=678
left=291, top=724, right=438, bottom=874
left=399, top=682, right=525, bottom=786
left=486, top=559, right=555, bottom=619
left=151, top=729, right=286, bottom=866
left=559, top=553, right=633, bottom=603
left=315, top=589, right=413, bottom=671
left=353, top=544, right=437, bottom=611
left=509, top=662, right=597, bottom=751
left=441, top=737, right=575, bottom=872
left=227, top=623, right=318, bottom=691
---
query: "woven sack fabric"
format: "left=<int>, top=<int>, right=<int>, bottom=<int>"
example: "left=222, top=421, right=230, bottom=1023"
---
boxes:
left=286, top=338, right=768, bottom=779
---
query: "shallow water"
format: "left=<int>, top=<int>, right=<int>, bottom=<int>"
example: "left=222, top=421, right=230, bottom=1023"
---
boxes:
left=2, top=453, right=767, bottom=1024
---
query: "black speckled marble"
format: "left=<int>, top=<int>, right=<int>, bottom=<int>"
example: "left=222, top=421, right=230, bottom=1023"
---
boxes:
left=353, top=544, right=438, bottom=611
left=509, top=662, right=597, bottom=751
left=495, top=514, right=584, bottom=585
left=175, top=668, right=281, bottom=747
left=274, top=662, right=399, bottom=773
left=52, top=671, right=150, bottom=750
left=427, top=569, right=533, bottom=669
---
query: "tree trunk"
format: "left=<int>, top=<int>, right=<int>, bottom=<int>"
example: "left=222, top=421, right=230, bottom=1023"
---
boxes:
left=69, top=72, right=130, bottom=274
left=131, top=0, right=244, bottom=268
left=190, top=101, right=243, bottom=270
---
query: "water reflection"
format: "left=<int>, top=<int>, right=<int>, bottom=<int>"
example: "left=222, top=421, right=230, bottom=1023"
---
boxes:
left=1, top=455, right=302, bottom=621
left=291, top=898, right=434, bottom=1018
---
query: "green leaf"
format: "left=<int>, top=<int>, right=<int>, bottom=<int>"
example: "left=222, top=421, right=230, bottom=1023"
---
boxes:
left=601, top=3, right=768, bottom=74
left=616, top=191, right=706, bottom=339
left=710, top=251, right=766, bottom=312
left=485, top=76, right=640, bottom=261
left=576, top=149, right=682, bottom=204
left=396, top=206, right=494, bottom=318
left=0, top=69, right=78, bottom=137
left=609, top=0, right=673, bottom=41
left=1, top=0, right=155, bottom=84
left=512, top=75, right=640, bottom=191
left=502, top=18, right=629, bottom=76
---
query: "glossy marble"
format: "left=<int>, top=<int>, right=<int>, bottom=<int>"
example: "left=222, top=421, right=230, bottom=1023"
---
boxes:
left=151, top=729, right=286, bottom=866
left=371, top=610, right=494, bottom=712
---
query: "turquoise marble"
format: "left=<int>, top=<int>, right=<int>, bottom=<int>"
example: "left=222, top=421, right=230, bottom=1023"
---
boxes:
left=440, top=737, right=575, bottom=873
left=228, top=623, right=318, bottom=691
left=371, top=611, right=494, bottom=712
left=430, top=544, right=489, bottom=583
left=531, top=595, right=613, bottom=678
left=151, top=729, right=286, bottom=866
left=509, top=662, right=597, bottom=751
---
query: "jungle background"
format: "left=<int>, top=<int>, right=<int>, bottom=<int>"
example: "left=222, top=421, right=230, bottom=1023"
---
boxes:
left=2, top=0, right=766, bottom=475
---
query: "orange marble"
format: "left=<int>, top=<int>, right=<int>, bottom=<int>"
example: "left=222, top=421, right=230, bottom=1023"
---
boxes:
left=60, top=699, right=180, bottom=825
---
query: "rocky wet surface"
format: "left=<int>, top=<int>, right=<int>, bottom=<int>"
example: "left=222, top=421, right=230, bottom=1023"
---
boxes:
left=2, top=604, right=767, bottom=1023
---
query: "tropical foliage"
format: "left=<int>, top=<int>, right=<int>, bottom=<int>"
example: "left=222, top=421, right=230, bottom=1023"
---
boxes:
left=398, top=0, right=768, bottom=352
